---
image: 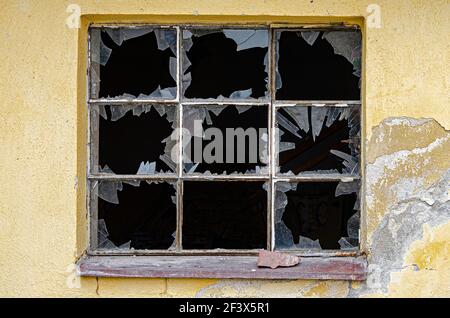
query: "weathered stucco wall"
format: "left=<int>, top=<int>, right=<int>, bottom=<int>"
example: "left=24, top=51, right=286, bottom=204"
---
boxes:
left=0, top=0, right=448, bottom=297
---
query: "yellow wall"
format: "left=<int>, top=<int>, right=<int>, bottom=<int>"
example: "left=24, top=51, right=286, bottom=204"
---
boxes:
left=0, top=0, right=448, bottom=297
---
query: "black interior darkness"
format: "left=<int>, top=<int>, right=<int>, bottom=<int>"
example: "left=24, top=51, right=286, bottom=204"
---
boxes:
left=277, top=107, right=357, bottom=174
left=186, top=106, right=268, bottom=174
left=182, top=181, right=267, bottom=249
left=99, top=106, right=174, bottom=174
left=98, top=182, right=176, bottom=249
left=280, top=182, right=357, bottom=249
left=99, top=30, right=176, bottom=98
left=184, top=32, right=268, bottom=99
left=276, top=31, right=360, bottom=100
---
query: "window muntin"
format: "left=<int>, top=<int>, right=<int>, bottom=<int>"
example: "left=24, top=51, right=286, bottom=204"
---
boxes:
left=88, top=25, right=362, bottom=254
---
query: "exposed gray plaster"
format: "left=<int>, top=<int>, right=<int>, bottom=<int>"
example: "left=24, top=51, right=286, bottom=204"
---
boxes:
left=365, top=134, right=449, bottom=208
left=363, top=170, right=450, bottom=293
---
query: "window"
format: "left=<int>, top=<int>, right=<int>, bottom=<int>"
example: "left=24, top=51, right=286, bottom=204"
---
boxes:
left=87, top=25, right=362, bottom=258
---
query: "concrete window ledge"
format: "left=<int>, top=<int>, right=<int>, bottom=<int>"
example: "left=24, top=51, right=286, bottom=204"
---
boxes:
left=77, top=255, right=367, bottom=280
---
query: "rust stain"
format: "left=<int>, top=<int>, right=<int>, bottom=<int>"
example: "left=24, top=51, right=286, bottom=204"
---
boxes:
left=257, top=250, right=300, bottom=269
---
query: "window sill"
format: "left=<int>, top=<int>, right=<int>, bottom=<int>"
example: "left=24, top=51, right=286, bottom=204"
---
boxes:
left=77, top=255, right=367, bottom=280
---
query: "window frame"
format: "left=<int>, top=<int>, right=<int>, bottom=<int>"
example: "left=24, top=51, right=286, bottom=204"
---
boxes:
left=86, top=23, right=363, bottom=258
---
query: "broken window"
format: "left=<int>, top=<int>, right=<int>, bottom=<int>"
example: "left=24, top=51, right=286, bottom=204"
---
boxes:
left=87, top=25, right=362, bottom=255
left=275, top=30, right=361, bottom=100
left=91, top=180, right=177, bottom=250
left=276, top=105, right=360, bottom=175
left=275, top=181, right=360, bottom=250
left=90, top=27, right=177, bottom=100
left=183, top=105, right=268, bottom=174
left=183, top=181, right=267, bottom=249
left=90, top=104, right=177, bottom=175
left=182, top=29, right=269, bottom=99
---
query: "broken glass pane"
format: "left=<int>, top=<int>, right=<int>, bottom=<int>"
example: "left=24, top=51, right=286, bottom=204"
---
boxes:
left=275, top=181, right=359, bottom=250
left=276, top=105, right=360, bottom=175
left=335, top=180, right=360, bottom=250
left=90, top=27, right=177, bottom=99
left=182, top=104, right=268, bottom=174
left=92, top=104, right=177, bottom=174
left=182, top=181, right=267, bottom=249
left=92, top=180, right=177, bottom=250
left=275, top=30, right=361, bottom=100
left=182, top=29, right=268, bottom=99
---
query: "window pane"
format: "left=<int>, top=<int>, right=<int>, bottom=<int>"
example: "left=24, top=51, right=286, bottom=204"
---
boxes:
left=87, top=25, right=363, bottom=255
left=93, top=181, right=177, bottom=250
left=182, top=29, right=269, bottom=99
left=92, top=104, right=177, bottom=175
left=276, top=105, right=360, bottom=175
left=182, top=181, right=267, bottom=249
left=275, top=181, right=359, bottom=250
left=90, top=27, right=177, bottom=99
left=275, top=30, right=361, bottom=100
left=183, top=105, right=268, bottom=175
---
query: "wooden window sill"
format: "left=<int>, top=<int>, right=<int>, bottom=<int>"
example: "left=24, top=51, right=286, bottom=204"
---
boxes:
left=77, top=255, right=367, bottom=280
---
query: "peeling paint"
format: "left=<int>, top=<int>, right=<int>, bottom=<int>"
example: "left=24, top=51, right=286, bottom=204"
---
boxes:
left=387, top=222, right=450, bottom=297
left=362, top=171, right=450, bottom=295
left=366, top=118, right=450, bottom=240
left=353, top=116, right=450, bottom=297
left=406, top=223, right=449, bottom=271
left=194, top=279, right=349, bottom=298
left=167, top=279, right=219, bottom=298
left=367, top=117, right=447, bottom=163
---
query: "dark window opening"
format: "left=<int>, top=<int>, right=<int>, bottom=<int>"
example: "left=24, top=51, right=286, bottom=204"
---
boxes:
left=98, top=29, right=177, bottom=99
left=182, top=181, right=267, bottom=249
left=183, top=30, right=268, bottom=99
left=277, top=106, right=360, bottom=174
left=276, top=31, right=361, bottom=100
left=275, top=182, right=358, bottom=250
left=97, top=181, right=176, bottom=250
left=184, top=105, right=268, bottom=174
left=98, top=105, right=175, bottom=174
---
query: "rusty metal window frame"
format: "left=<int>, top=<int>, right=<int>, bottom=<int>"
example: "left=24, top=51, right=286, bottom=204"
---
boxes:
left=86, top=24, right=362, bottom=257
